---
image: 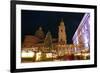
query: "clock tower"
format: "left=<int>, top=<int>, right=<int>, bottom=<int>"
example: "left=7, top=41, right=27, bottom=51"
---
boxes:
left=58, top=19, right=67, bottom=44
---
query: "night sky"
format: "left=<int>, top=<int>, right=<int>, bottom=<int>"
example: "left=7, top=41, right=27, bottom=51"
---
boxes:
left=21, top=10, right=85, bottom=44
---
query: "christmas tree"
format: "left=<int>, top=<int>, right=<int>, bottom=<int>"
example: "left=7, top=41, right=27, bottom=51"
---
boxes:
left=44, top=31, right=53, bottom=51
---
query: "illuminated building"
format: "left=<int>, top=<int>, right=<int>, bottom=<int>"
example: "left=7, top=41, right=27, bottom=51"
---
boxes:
left=21, top=15, right=90, bottom=62
left=58, top=19, right=67, bottom=44
left=72, top=13, right=90, bottom=52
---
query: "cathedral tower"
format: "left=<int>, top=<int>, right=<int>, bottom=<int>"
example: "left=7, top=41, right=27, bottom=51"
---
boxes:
left=58, top=19, right=67, bottom=44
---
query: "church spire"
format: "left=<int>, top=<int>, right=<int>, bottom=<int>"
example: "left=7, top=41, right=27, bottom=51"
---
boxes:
left=60, top=18, right=64, bottom=26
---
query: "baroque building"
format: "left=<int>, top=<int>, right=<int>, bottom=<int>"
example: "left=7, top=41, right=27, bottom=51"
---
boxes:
left=58, top=19, right=67, bottom=44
